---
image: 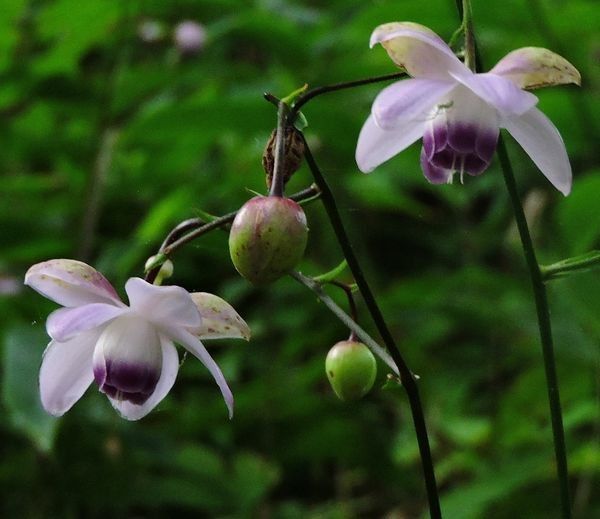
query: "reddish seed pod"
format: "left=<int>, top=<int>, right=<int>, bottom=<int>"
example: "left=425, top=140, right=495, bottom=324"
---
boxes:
left=229, top=196, right=308, bottom=285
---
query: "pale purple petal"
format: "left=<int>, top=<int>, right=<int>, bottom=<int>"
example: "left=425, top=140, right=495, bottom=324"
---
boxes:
left=39, top=329, right=99, bottom=416
left=46, top=303, right=128, bottom=342
left=502, top=108, right=572, bottom=195
left=372, top=78, right=455, bottom=130
left=450, top=72, right=538, bottom=116
left=164, top=326, right=234, bottom=418
left=25, top=259, right=123, bottom=308
left=356, top=114, right=426, bottom=173
left=108, top=337, right=179, bottom=421
left=188, top=292, right=251, bottom=340
left=370, top=22, right=469, bottom=80
left=125, top=277, right=201, bottom=328
left=491, top=47, right=581, bottom=89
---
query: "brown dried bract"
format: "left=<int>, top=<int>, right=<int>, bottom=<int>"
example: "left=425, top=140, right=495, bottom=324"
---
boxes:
left=263, top=127, right=305, bottom=189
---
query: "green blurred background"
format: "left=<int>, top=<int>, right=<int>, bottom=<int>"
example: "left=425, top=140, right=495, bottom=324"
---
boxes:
left=1, top=0, right=598, bottom=517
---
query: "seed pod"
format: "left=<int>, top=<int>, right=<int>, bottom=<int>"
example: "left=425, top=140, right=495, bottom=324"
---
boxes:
left=263, top=127, right=305, bottom=189
left=229, top=196, right=308, bottom=285
left=325, top=340, right=377, bottom=401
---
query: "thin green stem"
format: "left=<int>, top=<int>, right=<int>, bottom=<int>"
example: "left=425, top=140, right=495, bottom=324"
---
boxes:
left=541, top=251, right=600, bottom=281
left=269, top=101, right=288, bottom=197
left=300, top=134, right=441, bottom=518
left=329, top=279, right=360, bottom=341
left=289, top=71, right=406, bottom=121
left=461, top=0, right=476, bottom=71
left=144, top=184, right=321, bottom=283
left=291, top=271, right=397, bottom=373
left=497, top=136, right=571, bottom=518
left=452, top=1, right=572, bottom=511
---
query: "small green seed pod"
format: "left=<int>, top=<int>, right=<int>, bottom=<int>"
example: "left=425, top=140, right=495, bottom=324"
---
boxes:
left=325, top=340, right=377, bottom=401
left=229, top=196, right=308, bottom=285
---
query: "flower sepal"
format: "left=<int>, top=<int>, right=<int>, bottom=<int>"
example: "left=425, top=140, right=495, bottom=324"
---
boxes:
left=490, top=47, right=581, bottom=90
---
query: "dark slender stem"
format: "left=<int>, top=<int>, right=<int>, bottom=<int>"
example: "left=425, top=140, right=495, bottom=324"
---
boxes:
left=452, top=2, right=571, bottom=513
left=301, top=134, right=441, bottom=518
left=162, top=213, right=235, bottom=255
left=497, top=136, right=571, bottom=518
left=289, top=72, right=406, bottom=120
left=144, top=184, right=321, bottom=283
left=269, top=101, right=288, bottom=197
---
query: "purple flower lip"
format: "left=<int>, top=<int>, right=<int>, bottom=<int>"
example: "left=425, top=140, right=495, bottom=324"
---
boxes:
left=94, top=361, right=161, bottom=405
left=423, top=120, right=499, bottom=177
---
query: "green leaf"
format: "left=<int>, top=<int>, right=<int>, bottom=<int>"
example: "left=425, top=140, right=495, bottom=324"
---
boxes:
left=557, top=172, right=600, bottom=254
left=2, top=326, right=58, bottom=452
left=230, top=452, right=280, bottom=512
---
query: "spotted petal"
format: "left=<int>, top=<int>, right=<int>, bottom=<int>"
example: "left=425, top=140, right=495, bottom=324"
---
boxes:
left=491, top=47, right=581, bottom=90
left=39, top=329, right=99, bottom=416
left=370, top=22, right=468, bottom=80
left=25, top=259, right=123, bottom=307
left=188, top=293, right=251, bottom=340
left=125, top=277, right=201, bottom=328
left=165, top=326, right=234, bottom=418
left=356, top=114, right=426, bottom=173
left=450, top=72, right=538, bottom=116
left=108, top=337, right=180, bottom=421
left=502, top=107, right=572, bottom=195
left=372, top=77, right=455, bottom=130
left=46, top=303, right=127, bottom=342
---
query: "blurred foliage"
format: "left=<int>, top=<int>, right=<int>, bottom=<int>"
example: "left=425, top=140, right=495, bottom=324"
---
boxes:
left=1, top=0, right=599, bottom=517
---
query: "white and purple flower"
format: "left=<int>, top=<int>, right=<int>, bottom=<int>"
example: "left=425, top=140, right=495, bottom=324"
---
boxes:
left=356, top=22, right=580, bottom=194
left=24, top=259, right=250, bottom=421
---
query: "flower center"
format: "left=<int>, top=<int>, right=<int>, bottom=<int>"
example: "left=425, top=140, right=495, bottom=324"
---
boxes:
left=93, top=315, right=162, bottom=405
left=422, top=86, right=499, bottom=180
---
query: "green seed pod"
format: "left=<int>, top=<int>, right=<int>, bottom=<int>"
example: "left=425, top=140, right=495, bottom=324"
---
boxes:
left=325, top=340, right=377, bottom=401
left=229, top=196, right=308, bottom=285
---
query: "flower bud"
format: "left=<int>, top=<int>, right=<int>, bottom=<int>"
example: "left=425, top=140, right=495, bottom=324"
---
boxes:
left=144, top=256, right=174, bottom=285
left=325, top=340, right=377, bottom=401
left=263, top=127, right=305, bottom=189
left=229, top=196, right=308, bottom=285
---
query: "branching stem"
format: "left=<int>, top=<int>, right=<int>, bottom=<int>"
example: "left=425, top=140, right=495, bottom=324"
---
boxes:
left=300, top=134, right=441, bottom=518
left=144, top=184, right=321, bottom=283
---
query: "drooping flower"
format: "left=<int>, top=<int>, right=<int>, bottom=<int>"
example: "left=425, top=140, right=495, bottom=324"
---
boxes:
left=356, top=23, right=580, bottom=195
left=24, top=259, right=250, bottom=421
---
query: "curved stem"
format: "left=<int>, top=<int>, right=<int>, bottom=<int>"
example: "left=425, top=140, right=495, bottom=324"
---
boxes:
left=300, top=134, right=441, bottom=518
left=497, top=136, right=571, bottom=518
left=291, top=271, right=397, bottom=374
left=144, top=184, right=321, bottom=283
left=289, top=71, right=406, bottom=121
left=461, top=0, right=476, bottom=71
left=329, top=280, right=359, bottom=341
